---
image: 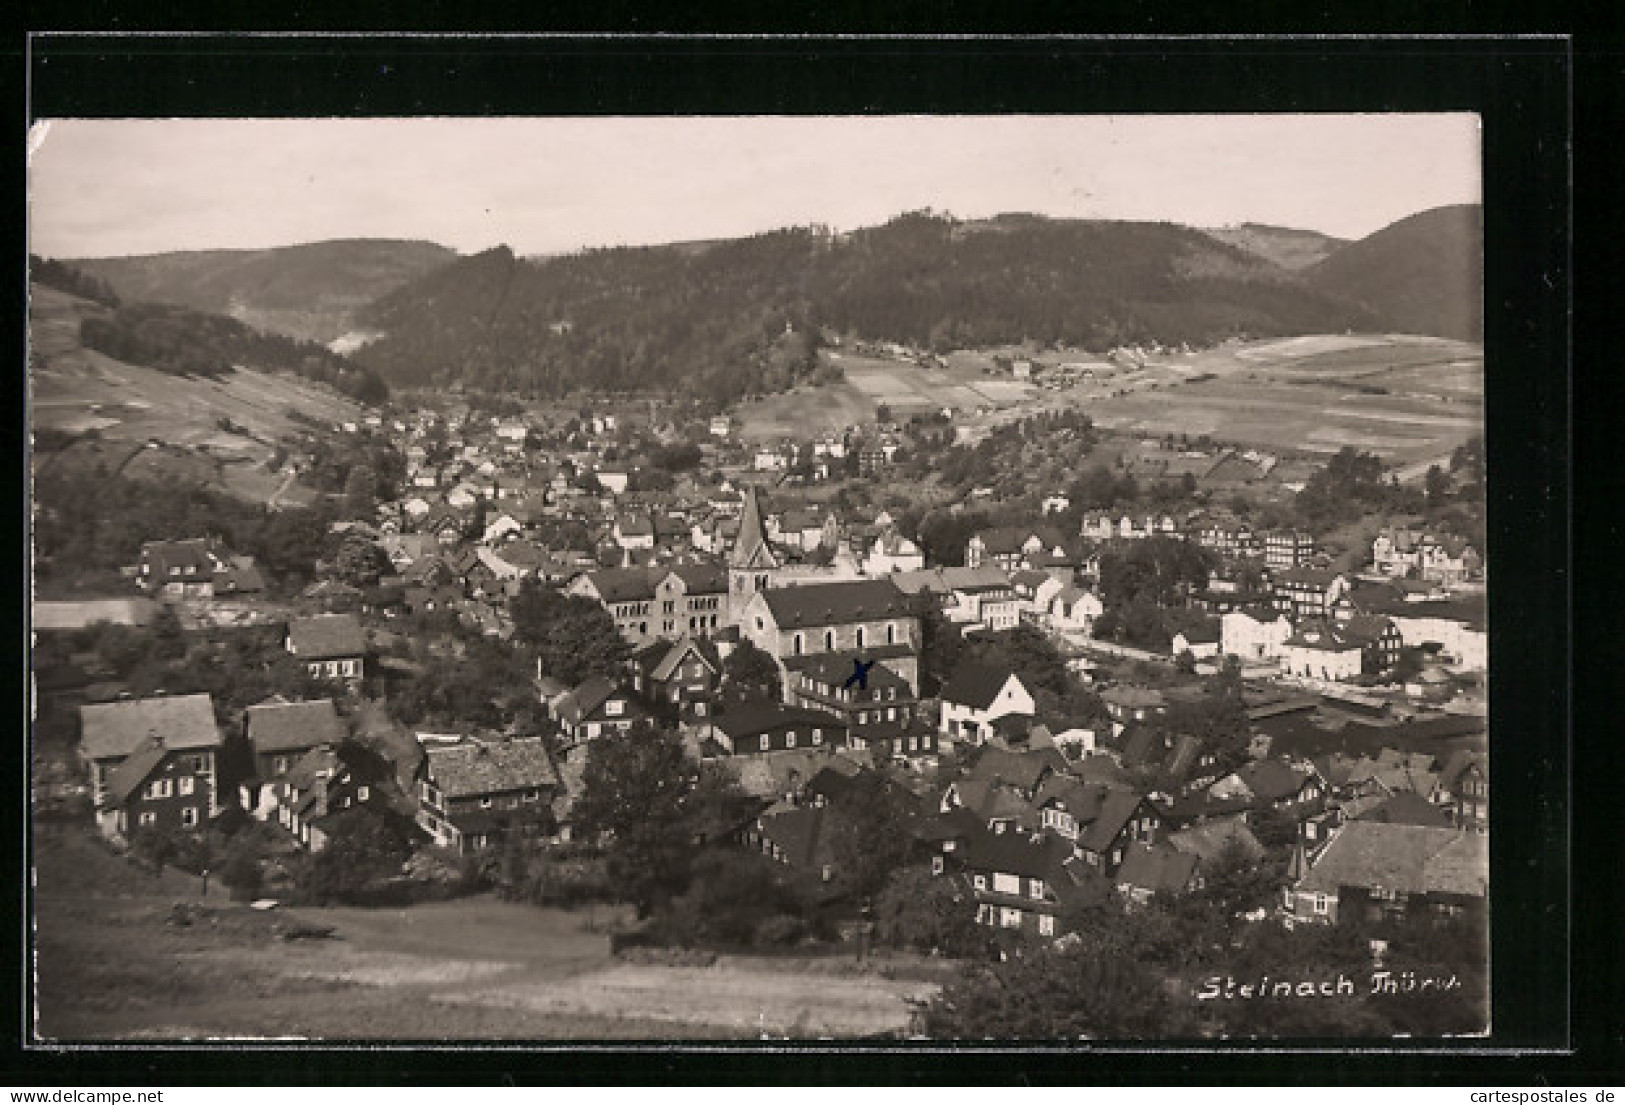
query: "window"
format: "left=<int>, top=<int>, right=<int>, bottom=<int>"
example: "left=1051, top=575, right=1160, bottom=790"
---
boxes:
left=856, top=627, right=866, bottom=648
left=358, top=785, right=372, bottom=801
left=931, top=855, right=945, bottom=875
left=1000, top=907, right=1023, bottom=929
left=824, top=630, right=835, bottom=650
left=180, top=806, right=199, bottom=828
left=274, top=755, right=290, bottom=775
left=759, top=734, right=770, bottom=751
left=605, top=700, right=624, bottom=717
left=1029, top=878, right=1046, bottom=899
left=887, top=623, right=896, bottom=645
left=793, top=633, right=803, bottom=656
left=887, top=707, right=896, bottom=722
left=1313, top=893, right=1330, bottom=916
left=811, top=728, right=822, bottom=746
left=192, top=755, right=208, bottom=772
left=139, top=811, right=157, bottom=827
left=479, top=796, right=494, bottom=809
left=993, top=873, right=1021, bottom=895
left=1038, top=914, right=1056, bottom=937
left=146, top=779, right=173, bottom=800
left=178, top=776, right=195, bottom=796
left=786, top=731, right=797, bottom=749
left=972, top=874, right=987, bottom=890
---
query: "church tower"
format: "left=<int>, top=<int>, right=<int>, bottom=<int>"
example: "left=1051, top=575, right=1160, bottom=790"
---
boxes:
left=728, top=486, right=779, bottom=625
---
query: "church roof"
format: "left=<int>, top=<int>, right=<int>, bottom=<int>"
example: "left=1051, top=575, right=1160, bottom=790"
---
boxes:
left=729, top=487, right=780, bottom=570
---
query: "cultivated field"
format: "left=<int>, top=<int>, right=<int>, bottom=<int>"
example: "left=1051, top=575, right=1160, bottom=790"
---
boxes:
left=735, top=350, right=1041, bottom=441
left=29, top=284, right=358, bottom=503
left=32, top=823, right=939, bottom=1042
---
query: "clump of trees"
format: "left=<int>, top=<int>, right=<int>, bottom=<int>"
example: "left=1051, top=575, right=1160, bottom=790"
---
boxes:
left=31, top=254, right=121, bottom=307
left=509, top=578, right=631, bottom=685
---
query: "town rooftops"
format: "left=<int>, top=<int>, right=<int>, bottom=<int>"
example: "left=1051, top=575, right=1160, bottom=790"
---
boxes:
left=79, top=693, right=222, bottom=762
left=246, top=699, right=346, bottom=755
left=1077, top=788, right=1148, bottom=854
left=759, top=578, right=912, bottom=629
left=890, top=566, right=1012, bottom=596
left=789, top=651, right=912, bottom=693
left=1295, top=821, right=1487, bottom=899
left=1099, top=685, right=1167, bottom=711
left=1115, top=842, right=1200, bottom=894
left=424, top=736, right=559, bottom=799
left=286, top=614, right=367, bottom=660
left=714, top=699, right=846, bottom=739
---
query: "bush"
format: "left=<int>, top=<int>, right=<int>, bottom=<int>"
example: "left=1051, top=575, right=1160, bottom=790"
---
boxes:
left=753, top=913, right=808, bottom=947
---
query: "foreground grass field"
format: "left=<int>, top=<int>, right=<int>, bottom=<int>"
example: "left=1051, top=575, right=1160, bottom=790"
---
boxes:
left=32, top=822, right=940, bottom=1042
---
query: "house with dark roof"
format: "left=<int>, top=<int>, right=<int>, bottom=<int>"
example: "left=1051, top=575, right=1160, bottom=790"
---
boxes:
left=242, top=699, right=346, bottom=785
left=628, top=636, right=721, bottom=721
left=266, top=738, right=409, bottom=852
left=1074, top=787, right=1164, bottom=875
left=416, top=735, right=561, bottom=855
left=1099, top=685, right=1168, bottom=735
left=956, top=826, right=1110, bottom=938
left=285, top=614, right=368, bottom=687
left=938, top=663, right=1036, bottom=747
left=78, top=693, right=224, bottom=841
left=568, top=562, right=729, bottom=646
left=785, top=651, right=928, bottom=757
left=1114, top=842, right=1202, bottom=905
left=740, top=577, right=920, bottom=695
left=1286, top=821, right=1487, bottom=925
left=134, top=538, right=263, bottom=600
left=1207, top=759, right=1326, bottom=816
left=712, top=699, right=849, bottom=756
left=553, top=677, right=649, bottom=758
left=1436, top=749, right=1488, bottom=832
left=1272, top=568, right=1351, bottom=621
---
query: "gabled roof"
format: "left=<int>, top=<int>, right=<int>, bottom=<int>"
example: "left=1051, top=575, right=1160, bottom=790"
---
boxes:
left=246, top=699, right=346, bottom=756
left=79, top=694, right=221, bottom=762
left=759, top=579, right=912, bottom=629
left=1077, top=788, right=1150, bottom=854
left=556, top=676, right=635, bottom=726
left=965, top=745, right=1068, bottom=794
left=1295, top=821, right=1487, bottom=899
left=1167, top=816, right=1264, bottom=867
left=645, top=637, right=720, bottom=682
left=1361, top=790, right=1455, bottom=828
left=665, top=563, right=729, bottom=594
left=1033, top=775, right=1108, bottom=820
left=714, top=699, right=846, bottom=739
left=424, top=736, right=559, bottom=799
left=940, top=662, right=1027, bottom=712
left=101, top=740, right=174, bottom=808
left=1115, top=842, right=1200, bottom=895
left=789, top=651, right=912, bottom=694
left=961, top=826, right=1074, bottom=880
left=1236, top=759, right=1314, bottom=802
left=286, top=614, right=367, bottom=660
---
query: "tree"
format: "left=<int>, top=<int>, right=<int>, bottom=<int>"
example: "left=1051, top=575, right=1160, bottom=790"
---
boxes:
left=1424, top=464, right=1452, bottom=511
left=720, top=639, right=783, bottom=700
left=873, top=865, right=984, bottom=956
left=342, top=463, right=378, bottom=518
left=220, top=834, right=266, bottom=901
left=301, top=805, right=418, bottom=904
left=659, top=848, right=809, bottom=947
left=510, top=579, right=631, bottom=684
left=331, top=532, right=389, bottom=589
left=875, top=403, right=893, bottom=425
left=572, top=725, right=703, bottom=917
left=824, top=772, right=918, bottom=901
left=129, top=823, right=183, bottom=879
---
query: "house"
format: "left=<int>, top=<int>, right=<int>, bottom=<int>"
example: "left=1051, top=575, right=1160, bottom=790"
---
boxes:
left=785, top=651, right=924, bottom=753
left=240, top=698, right=347, bottom=813
left=1208, top=759, right=1326, bottom=815
left=78, top=694, right=223, bottom=841
left=740, top=577, right=920, bottom=695
left=1220, top=607, right=1294, bottom=662
left=937, top=663, right=1036, bottom=748
left=1114, top=842, right=1202, bottom=904
left=957, top=826, right=1109, bottom=938
left=1099, top=686, right=1167, bottom=735
left=1285, top=821, right=1488, bottom=925
left=711, top=699, right=850, bottom=756
left=865, top=531, right=925, bottom=575
left=264, top=739, right=405, bottom=852
left=1435, top=750, right=1489, bottom=832
left=741, top=799, right=839, bottom=884
left=1336, top=614, right=1404, bottom=673
left=416, top=735, right=561, bottom=855
left=1074, top=787, right=1164, bottom=874
left=1262, top=531, right=1316, bottom=570
left=1044, top=585, right=1103, bottom=635
left=965, top=527, right=1068, bottom=572
left=1170, top=621, right=1222, bottom=660
left=1280, top=620, right=1366, bottom=682
left=597, top=469, right=630, bottom=496
left=134, top=538, right=262, bottom=600
left=286, top=614, right=368, bottom=687
left=553, top=677, right=650, bottom=756
left=628, top=636, right=721, bottom=721
left=1272, top=568, right=1350, bottom=621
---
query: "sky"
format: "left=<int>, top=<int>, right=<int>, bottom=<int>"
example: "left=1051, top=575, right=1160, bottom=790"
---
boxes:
left=27, top=115, right=1481, bottom=260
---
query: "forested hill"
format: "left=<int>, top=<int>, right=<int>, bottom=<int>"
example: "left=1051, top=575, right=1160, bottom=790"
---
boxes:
left=1306, top=204, right=1483, bottom=342
left=351, top=212, right=1379, bottom=401
left=1199, top=223, right=1348, bottom=271
left=71, top=239, right=458, bottom=344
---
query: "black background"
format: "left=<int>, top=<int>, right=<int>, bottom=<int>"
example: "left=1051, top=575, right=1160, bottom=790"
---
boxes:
left=9, top=29, right=1593, bottom=1086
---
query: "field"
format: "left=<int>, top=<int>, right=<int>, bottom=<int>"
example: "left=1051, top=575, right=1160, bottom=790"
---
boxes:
left=32, top=823, right=940, bottom=1042
left=731, top=334, right=1480, bottom=481
left=29, top=283, right=357, bottom=504
left=734, top=350, right=1041, bottom=441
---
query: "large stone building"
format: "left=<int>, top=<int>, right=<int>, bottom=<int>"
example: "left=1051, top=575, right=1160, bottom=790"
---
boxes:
left=739, top=577, right=921, bottom=695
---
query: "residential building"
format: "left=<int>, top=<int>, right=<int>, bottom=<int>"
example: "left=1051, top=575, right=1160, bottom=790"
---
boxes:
left=553, top=677, right=650, bottom=756
left=1220, top=607, right=1294, bottom=662
left=285, top=614, right=368, bottom=686
left=711, top=699, right=850, bottom=755
left=416, top=735, right=561, bottom=855
left=938, top=663, right=1036, bottom=747
left=78, top=693, right=223, bottom=841
left=785, top=651, right=923, bottom=751
left=1285, top=821, right=1488, bottom=925
left=1272, top=568, right=1351, bottom=621
left=628, top=636, right=721, bottom=721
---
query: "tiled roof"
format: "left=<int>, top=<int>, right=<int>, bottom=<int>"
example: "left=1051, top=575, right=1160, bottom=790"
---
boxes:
left=788, top=651, right=912, bottom=694
left=556, top=676, right=628, bottom=726
left=1167, top=816, right=1263, bottom=866
left=246, top=699, right=346, bottom=756
left=101, top=741, right=173, bottom=808
left=961, top=826, right=1073, bottom=880
left=79, top=694, right=221, bottom=762
left=287, top=614, right=367, bottom=660
left=965, top=745, right=1067, bottom=793
left=1295, top=821, right=1487, bottom=899
left=760, top=579, right=913, bottom=630
left=1077, top=789, right=1147, bottom=854
left=888, top=566, right=1011, bottom=596
left=714, top=700, right=846, bottom=740
left=424, top=736, right=559, bottom=799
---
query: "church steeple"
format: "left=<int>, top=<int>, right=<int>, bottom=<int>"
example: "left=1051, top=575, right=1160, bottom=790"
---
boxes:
left=730, top=487, right=779, bottom=571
